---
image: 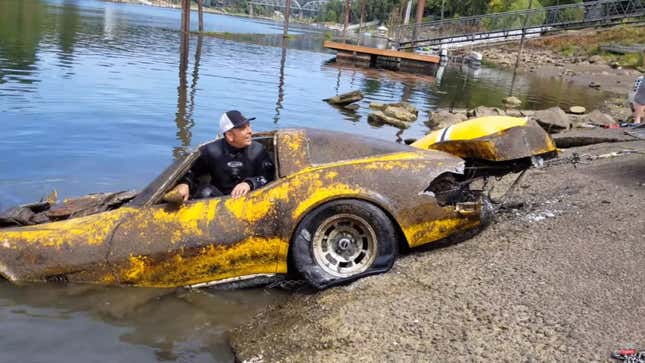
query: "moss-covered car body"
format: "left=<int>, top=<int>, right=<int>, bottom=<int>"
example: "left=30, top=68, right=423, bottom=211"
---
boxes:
left=0, top=118, right=556, bottom=288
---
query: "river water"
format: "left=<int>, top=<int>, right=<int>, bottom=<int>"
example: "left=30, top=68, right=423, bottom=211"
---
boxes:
left=0, top=0, right=612, bottom=361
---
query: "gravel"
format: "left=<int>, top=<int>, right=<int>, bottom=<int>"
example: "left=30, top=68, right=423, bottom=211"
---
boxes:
left=230, top=140, right=645, bottom=363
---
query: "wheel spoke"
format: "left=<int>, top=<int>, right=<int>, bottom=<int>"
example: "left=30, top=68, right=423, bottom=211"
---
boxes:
left=312, top=213, right=377, bottom=278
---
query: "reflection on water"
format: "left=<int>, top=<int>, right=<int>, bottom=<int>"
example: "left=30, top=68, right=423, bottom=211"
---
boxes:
left=273, top=39, right=287, bottom=123
left=173, top=29, right=193, bottom=159
left=0, top=1, right=619, bottom=360
left=0, top=282, right=285, bottom=362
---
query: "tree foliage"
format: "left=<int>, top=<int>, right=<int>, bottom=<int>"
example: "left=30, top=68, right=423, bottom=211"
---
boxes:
left=316, top=0, right=582, bottom=25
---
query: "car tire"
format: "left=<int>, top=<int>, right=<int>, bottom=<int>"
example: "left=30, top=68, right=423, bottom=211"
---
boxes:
left=291, top=200, right=398, bottom=289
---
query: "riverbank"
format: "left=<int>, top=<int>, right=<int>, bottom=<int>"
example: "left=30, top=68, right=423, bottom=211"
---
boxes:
left=475, top=25, right=644, bottom=96
left=230, top=139, right=645, bottom=362
left=103, top=0, right=323, bottom=27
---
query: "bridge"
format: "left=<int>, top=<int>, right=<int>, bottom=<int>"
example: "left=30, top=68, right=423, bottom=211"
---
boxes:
left=396, top=0, right=645, bottom=49
left=247, top=0, right=329, bottom=15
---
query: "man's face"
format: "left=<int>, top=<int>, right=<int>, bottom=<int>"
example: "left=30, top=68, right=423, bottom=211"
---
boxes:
left=225, top=123, right=253, bottom=148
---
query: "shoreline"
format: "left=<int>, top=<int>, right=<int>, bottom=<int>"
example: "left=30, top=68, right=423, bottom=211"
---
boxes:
left=103, top=0, right=327, bottom=28
left=230, top=139, right=645, bottom=362
left=472, top=26, right=644, bottom=97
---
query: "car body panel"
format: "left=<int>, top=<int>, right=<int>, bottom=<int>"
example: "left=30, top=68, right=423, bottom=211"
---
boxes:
left=412, top=116, right=557, bottom=161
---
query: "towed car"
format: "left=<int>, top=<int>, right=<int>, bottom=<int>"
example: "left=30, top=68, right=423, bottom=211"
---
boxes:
left=0, top=117, right=556, bottom=289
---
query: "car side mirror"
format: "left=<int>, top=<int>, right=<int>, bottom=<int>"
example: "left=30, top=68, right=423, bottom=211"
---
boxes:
left=162, top=190, right=185, bottom=205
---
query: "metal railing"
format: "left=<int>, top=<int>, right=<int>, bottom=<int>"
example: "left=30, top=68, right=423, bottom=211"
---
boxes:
left=396, top=0, right=645, bottom=49
left=248, top=0, right=328, bottom=14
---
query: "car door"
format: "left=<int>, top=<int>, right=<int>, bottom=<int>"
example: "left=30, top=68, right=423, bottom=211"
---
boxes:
left=107, top=148, right=286, bottom=288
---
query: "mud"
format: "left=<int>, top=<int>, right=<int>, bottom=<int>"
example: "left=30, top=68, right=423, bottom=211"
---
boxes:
left=230, top=140, right=645, bottom=362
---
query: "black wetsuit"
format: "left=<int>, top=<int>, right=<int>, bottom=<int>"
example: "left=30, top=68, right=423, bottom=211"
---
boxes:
left=182, top=139, right=275, bottom=197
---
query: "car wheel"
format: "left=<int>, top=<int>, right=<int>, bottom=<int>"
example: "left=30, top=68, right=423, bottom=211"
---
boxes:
left=291, top=200, right=398, bottom=289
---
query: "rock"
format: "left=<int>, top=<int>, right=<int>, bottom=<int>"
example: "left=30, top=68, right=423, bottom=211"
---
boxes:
left=551, top=128, right=637, bottom=147
left=503, top=96, right=522, bottom=107
left=588, top=81, right=600, bottom=88
left=427, top=110, right=468, bottom=129
left=370, top=101, right=417, bottom=116
left=388, top=102, right=418, bottom=116
left=467, top=106, right=504, bottom=118
left=588, top=55, right=603, bottom=64
left=505, top=109, right=525, bottom=117
left=368, top=111, right=411, bottom=129
left=369, top=102, right=386, bottom=110
left=383, top=106, right=417, bottom=122
left=569, top=106, right=586, bottom=115
left=520, top=110, right=535, bottom=117
left=610, top=61, right=620, bottom=69
left=582, top=109, right=615, bottom=126
left=532, top=107, right=571, bottom=132
left=323, top=90, right=363, bottom=106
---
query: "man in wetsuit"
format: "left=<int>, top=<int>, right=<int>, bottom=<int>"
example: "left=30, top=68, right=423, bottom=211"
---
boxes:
left=172, top=110, right=275, bottom=200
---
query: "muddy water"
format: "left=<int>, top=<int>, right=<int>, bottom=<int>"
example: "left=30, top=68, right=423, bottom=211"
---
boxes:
left=0, top=0, right=614, bottom=361
left=0, top=282, right=284, bottom=362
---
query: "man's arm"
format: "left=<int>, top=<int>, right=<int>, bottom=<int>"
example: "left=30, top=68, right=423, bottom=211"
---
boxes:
left=173, top=149, right=210, bottom=201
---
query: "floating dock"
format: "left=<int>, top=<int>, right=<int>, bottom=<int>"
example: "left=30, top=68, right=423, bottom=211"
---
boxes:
left=323, top=40, right=440, bottom=72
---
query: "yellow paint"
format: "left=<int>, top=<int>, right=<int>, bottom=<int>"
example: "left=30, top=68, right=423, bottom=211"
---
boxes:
left=0, top=208, right=132, bottom=249
left=293, top=182, right=364, bottom=220
left=127, top=201, right=215, bottom=244
left=404, top=216, right=481, bottom=248
left=412, top=116, right=528, bottom=149
left=117, top=237, right=288, bottom=287
left=225, top=196, right=271, bottom=222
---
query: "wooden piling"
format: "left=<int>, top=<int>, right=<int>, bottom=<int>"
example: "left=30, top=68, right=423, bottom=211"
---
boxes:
left=181, top=0, right=190, bottom=33
left=197, top=0, right=203, bottom=32
left=343, top=0, right=350, bottom=40
left=413, top=0, right=425, bottom=42
left=283, top=0, right=291, bottom=38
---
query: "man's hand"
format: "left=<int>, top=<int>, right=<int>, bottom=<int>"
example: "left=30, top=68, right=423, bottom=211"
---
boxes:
left=174, top=183, right=190, bottom=201
left=231, top=182, right=251, bottom=199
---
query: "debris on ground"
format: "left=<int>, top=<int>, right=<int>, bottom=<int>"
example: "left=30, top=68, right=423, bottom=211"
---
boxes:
left=0, top=190, right=137, bottom=227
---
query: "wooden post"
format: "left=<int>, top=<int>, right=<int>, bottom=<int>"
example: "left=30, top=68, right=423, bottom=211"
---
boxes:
left=403, top=0, right=412, bottom=25
left=181, top=0, right=190, bottom=33
left=510, top=0, right=533, bottom=95
left=359, top=0, right=365, bottom=34
left=197, top=0, right=203, bottom=32
left=343, top=0, right=350, bottom=40
left=413, top=0, right=425, bottom=42
left=283, top=0, right=291, bottom=38
left=358, top=0, right=365, bottom=45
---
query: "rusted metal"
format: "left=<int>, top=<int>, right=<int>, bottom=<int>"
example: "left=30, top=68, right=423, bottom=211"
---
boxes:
left=0, top=118, right=556, bottom=288
left=0, top=128, right=484, bottom=287
left=413, top=117, right=557, bottom=162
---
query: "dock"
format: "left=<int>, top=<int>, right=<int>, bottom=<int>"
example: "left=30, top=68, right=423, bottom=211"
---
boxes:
left=323, top=40, right=440, bottom=73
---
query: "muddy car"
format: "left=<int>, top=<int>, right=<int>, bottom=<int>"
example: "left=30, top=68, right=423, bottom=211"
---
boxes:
left=0, top=117, right=556, bottom=289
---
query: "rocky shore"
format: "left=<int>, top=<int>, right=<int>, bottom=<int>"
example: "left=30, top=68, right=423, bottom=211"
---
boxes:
left=476, top=26, right=644, bottom=96
left=228, top=28, right=645, bottom=361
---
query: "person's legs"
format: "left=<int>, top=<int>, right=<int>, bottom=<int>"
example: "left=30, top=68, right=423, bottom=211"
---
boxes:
left=634, top=102, right=644, bottom=124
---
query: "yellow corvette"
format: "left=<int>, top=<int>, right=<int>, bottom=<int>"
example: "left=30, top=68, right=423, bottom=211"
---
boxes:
left=0, top=117, right=556, bottom=289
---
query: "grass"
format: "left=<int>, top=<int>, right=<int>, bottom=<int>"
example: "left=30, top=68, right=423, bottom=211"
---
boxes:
left=531, top=24, right=645, bottom=68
